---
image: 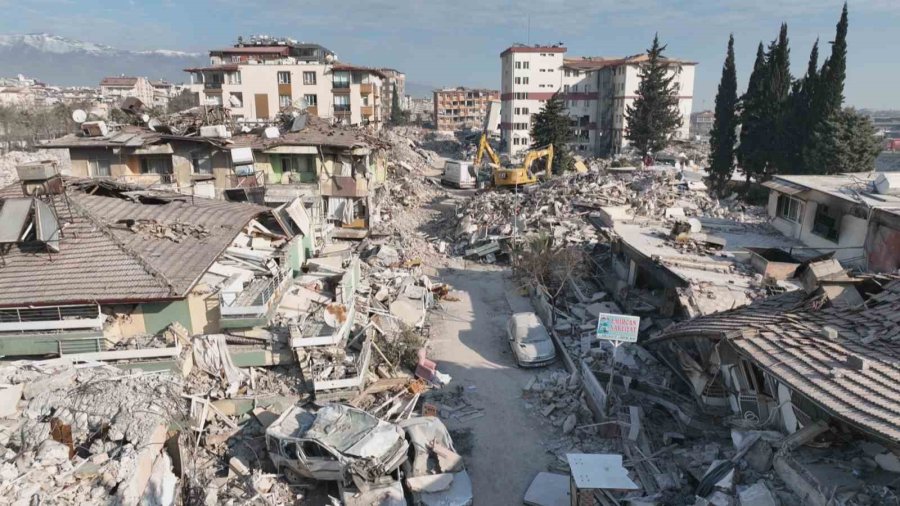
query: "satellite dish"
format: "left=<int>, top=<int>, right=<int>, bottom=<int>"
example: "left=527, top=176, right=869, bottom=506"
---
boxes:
left=147, top=118, right=161, bottom=131
left=140, top=114, right=151, bottom=123
left=323, top=303, right=348, bottom=328
left=72, top=109, right=87, bottom=123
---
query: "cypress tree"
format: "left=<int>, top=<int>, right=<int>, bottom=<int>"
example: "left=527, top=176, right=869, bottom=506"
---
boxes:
left=390, top=87, right=403, bottom=125
left=624, top=34, right=683, bottom=156
left=784, top=40, right=819, bottom=174
left=766, top=24, right=792, bottom=177
left=820, top=3, right=848, bottom=112
left=530, top=92, right=573, bottom=173
left=707, top=35, right=738, bottom=196
left=737, top=43, right=768, bottom=185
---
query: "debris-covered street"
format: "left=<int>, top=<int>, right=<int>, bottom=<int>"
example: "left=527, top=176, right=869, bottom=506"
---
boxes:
left=0, top=10, right=899, bottom=503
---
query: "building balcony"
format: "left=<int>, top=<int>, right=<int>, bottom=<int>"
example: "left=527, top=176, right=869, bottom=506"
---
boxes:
left=204, top=82, right=223, bottom=91
left=219, top=271, right=290, bottom=329
left=334, top=104, right=351, bottom=115
left=361, top=105, right=374, bottom=117
left=360, top=83, right=374, bottom=94
left=332, top=83, right=351, bottom=93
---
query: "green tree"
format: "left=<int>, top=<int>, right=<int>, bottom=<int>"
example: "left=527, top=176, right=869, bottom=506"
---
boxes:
left=707, top=35, right=739, bottom=196
left=766, top=24, right=793, bottom=176
left=389, top=87, right=405, bottom=125
left=737, top=43, right=769, bottom=185
left=806, top=108, right=881, bottom=174
left=530, top=91, right=573, bottom=173
left=784, top=39, right=820, bottom=174
left=819, top=3, right=848, bottom=113
left=625, top=34, right=683, bottom=156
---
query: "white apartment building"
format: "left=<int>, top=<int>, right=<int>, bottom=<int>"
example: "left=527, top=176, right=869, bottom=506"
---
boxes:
left=500, top=44, right=696, bottom=157
left=99, top=76, right=156, bottom=107
left=186, top=39, right=386, bottom=128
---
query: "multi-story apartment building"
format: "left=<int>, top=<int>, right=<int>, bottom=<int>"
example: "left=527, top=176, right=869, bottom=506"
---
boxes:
left=500, top=44, right=696, bottom=157
left=380, top=68, right=406, bottom=119
left=186, top=37, right=387, bottom=128
left=689, top=110, right=715, bottom=138
left=433, top=87, right=500, bottom=132
left=99, top=76, right=155, bottom=107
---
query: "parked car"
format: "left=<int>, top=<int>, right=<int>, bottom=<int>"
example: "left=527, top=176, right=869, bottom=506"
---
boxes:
left=399, top=416, right=473, bottom=506
left=506, top=312, right=556, bottom=367
left=266, top=403, right=409, bottom=486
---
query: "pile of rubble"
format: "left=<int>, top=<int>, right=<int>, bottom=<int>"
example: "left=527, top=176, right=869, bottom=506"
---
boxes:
left=0, top=362, right=183, bottom=505
left=123, top=219, right=212, bottom=242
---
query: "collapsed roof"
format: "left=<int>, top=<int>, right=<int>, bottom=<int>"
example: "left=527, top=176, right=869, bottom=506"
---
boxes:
left=0, top=179, right=271, bottom=307
left=650, top=275, right=900, bottom=443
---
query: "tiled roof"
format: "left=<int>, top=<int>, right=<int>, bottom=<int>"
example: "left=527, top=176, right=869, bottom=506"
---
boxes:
left=653, top=278, right=900, bottom=443
left=100, top=77, right=139, bottom=86
left=0, top=180, right=269, bottom=306
left=229, top=115, right=386, bottom=151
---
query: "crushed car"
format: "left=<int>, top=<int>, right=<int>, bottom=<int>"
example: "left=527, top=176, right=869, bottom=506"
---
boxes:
left=399, top=416, right=473, bottom=506
left=266, top=403, right=410, bottom=487
left=506, top=312, right=556, bottom=367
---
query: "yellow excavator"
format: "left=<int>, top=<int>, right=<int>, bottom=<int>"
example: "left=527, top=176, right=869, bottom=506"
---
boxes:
left=474, top=132, right=554, bottom=188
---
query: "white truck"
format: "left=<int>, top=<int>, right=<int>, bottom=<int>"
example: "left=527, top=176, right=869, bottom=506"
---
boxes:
left=440, top=160, right=477, bottom=189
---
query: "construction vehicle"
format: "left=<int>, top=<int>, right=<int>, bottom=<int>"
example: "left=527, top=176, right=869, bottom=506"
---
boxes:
left=473, top=132, right=554, bottom=188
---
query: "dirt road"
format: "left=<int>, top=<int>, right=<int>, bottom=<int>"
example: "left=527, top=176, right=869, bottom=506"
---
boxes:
left=428, top=263, right=559, bottom=505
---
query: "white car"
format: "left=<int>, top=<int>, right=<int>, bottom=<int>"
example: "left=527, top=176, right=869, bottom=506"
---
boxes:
left=506, top=312, right=556, bottom=367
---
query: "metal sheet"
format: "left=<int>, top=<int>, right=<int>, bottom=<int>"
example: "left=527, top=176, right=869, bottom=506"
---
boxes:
left=0, top=198, right=33, bottom=243
left=566, top=454, right=639, bottom=490
left=34, top=199, right=60, bottom=252
left=762, top=179, right=806, bottom=196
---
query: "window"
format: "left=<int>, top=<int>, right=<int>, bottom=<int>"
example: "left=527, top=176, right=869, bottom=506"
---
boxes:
left=304, top=94, right=317, bottom=107
left=301, top=441, right=335, bottom=460
left=191, top=152, right=212, bottom=174
left=812, top=204, right=841, bottom=242
left=277, top=71, right=291, bottom=84
left=227, top=72, right=241, bottom=85
left=514, top=92, right=526, bottom=100
left=229, top=92, right=243, bottom=108
left=88, top=158, right=111, bottom=177
left=515, top=62, right=522, bottom=69
left=540, top=69, right=546, bottom=72
left=522, top=108, right=529, bottom=115
left=564, top=70, right=571, bottom=77
left=523, top=62, right=530, bottom=69
left=515, top=77, right=522, bottom=84
left=334, top=94, right=350, bottom=112
left=302, top=71, right=317, bottom=85
left=140, top=156, right=173, bottom=175
left=563, top=84, right=570, bottom=93
left=776, top=194, right=802, bottom=223
left=332, top=71, right=350, bottom=89
left=279, top=94, right=292, bottom=108
left=514, top=107, right=520, bottom=115
left=522, top=77, right=529, bottom=84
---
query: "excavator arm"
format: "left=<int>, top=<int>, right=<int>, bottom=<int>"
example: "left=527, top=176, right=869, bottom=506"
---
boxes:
left=522, top=144, right=554, bottom=179
left=474, top=132, right=501, bottom=167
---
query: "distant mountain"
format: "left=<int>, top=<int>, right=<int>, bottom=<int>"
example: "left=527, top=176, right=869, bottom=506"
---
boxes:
left=405, top=82, right=437, bottom=99
left=0, top=33, right=206, bottom=86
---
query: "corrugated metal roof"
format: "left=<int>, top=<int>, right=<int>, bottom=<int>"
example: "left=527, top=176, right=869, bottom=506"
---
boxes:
left=653, top=278, right=900, bottom=443
left=0, top=180, right=270, bottom=306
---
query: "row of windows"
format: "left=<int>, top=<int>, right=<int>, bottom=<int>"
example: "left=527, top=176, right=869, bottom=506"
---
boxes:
left=514, top=61, right=531, bottom=69
left=776, top=196, right=842, bottom=242
left=279, top=94, right=319, bottom=108
left=277, top=71, right=318, bottom=85
left=563, top=69, right=582, bottom=77
left=512, top=137, right=529, bottom=146
left=514, top=77, right=530, bottom=85
left=513, top=107, right=531, bottom=115
left=511, top=122, right=529, bottom=130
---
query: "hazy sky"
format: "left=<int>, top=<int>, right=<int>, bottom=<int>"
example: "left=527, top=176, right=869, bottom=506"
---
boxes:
left=2, top=0, right=897, bottom=109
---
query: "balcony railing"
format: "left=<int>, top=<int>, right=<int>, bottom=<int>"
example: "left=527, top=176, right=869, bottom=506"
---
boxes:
left=115, top=173, right=176, bottom=186
left=332, top=81, right=350, bottom=90
left=204, top=82, right=223, bottom=90
left=360, top=83, right=374, bottom=94
left=361, top=106, right=374, bottom=117
left=0, top=304, right=103, bottom=333
left=334, top=104, right=351, bottom=114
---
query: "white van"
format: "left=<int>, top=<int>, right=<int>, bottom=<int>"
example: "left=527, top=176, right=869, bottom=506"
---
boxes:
left=441, top=160, right=477, bottom=189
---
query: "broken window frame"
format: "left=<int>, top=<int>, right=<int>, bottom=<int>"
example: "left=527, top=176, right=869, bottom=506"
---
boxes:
left=191, top=152, right=213, bottom=175
left=88, top=158, right=111, bottom=177
left=811, top=203, right=841, bottom=242
left=776, top=194, right=802, bottom=223
left=139, top=155, right=174, bottom=175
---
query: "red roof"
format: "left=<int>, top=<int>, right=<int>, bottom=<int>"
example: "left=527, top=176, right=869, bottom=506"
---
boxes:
left=100, top=77, right=139, bottom=86
left=183, top=64, right=240, bottom=72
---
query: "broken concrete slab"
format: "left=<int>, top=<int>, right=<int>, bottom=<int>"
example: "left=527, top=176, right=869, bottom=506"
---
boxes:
left=524, top=472, right=569, bottom=506
left=874, top=452, right=900, bottom=473
left=406, top=473, right=454, bottom=493
left=0, top=383, right=24, bottom=417
left=738, top=482, right=777, bottom=506
left=390, top=298, right=424, bottom=327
